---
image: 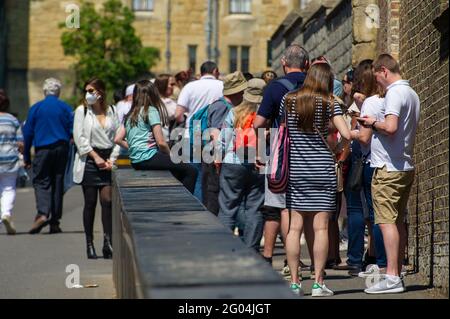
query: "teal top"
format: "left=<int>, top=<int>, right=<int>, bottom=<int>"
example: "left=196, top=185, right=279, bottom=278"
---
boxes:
left=125, top=107, right=161, bottom=163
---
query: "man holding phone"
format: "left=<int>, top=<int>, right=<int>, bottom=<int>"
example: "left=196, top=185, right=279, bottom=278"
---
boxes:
left=356, top=54, right=420, bottom=294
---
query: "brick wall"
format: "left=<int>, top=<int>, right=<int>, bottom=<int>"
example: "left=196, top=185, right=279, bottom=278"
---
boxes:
left=377, top=0, right=400, bottom=59
left=400, top=0, right=449, bottom=296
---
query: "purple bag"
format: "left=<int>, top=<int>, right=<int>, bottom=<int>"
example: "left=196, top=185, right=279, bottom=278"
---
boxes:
left=267, top=108, right=289, bottom=193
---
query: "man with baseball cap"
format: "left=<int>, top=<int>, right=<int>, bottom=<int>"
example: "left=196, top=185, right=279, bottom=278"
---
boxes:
left=23, top=78, right=73, bottom=234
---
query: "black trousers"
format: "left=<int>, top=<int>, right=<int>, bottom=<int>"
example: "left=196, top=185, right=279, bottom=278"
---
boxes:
left=32, top=141, right=69, bottom=226
left=132, top=151, right=198, bottom=194
left=201, top=162, right=220, bottom=215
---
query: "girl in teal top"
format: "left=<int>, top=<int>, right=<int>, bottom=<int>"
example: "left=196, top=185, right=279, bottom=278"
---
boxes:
left=115, top=80, right=197, bottom=193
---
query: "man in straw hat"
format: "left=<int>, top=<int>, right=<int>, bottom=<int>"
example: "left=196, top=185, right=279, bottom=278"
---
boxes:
left=202, top=71, right=248, bottom=215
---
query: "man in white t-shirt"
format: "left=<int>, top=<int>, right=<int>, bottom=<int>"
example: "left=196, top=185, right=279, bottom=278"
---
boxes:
left=116, top=84, right=135, bottom=124
left=174, top=61, right=223, bottom=201
left=358, top=54, right=420, bottom=294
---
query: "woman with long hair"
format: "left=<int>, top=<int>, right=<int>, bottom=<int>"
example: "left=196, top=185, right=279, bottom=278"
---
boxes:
left=281, top=63, right=351, bottom=296
left=155, top=74, right=178, bottom=141
left=114, top=80, right=197, bottom=193
left=347, top=60, right=388, bottom=277
left=73, top=78, right=120, bottom=259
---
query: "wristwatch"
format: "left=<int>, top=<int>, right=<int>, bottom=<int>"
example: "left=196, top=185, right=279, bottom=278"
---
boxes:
left=371, top=120, right=378, bottom=131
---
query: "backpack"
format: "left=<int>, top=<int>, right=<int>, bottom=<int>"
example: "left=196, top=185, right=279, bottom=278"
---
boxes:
left=189, top=97, right=232, bottom=148
left=233, top=111, right=257, bottom=162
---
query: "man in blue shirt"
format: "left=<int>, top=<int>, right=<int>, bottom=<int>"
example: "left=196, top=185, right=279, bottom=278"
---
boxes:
left=23, top=78, right=73, bottom=234
left=254, top=44, right=311, bottom=270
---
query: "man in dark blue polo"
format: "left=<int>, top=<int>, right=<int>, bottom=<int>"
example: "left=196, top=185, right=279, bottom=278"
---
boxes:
left=23, top=78, right=73, bottom=234
left=253, top=44, right=310, bottom=270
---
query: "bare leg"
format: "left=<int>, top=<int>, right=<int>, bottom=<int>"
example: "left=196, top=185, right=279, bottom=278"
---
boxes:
left=312, top=212, right=330, bottom=284
left=262, top=220, right=280, bottom=259
left=281, top=209, right=303, bottom=284
left=379, top=223, right=400, bottom=276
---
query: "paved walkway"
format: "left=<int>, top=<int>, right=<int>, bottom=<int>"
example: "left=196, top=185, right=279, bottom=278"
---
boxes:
left=269, top=238, right=440, bottom=299
left=0, top=187, right=115, bottom=299
left=0, top=185, right=443, bottom=299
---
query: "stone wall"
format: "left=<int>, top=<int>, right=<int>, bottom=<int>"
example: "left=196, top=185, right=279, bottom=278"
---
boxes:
left=399, top=0, right=449, bottom=296
left=270, top=0, right=354, bottom=80
left=377, top=0, right=400, bottom=59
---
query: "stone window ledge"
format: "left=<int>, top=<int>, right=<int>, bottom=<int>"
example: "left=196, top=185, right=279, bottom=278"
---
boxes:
left=224, top=14, right=255, bottom=22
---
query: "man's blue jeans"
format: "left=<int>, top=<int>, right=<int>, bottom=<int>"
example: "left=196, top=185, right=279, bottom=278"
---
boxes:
left=191, top=162, right=203, bottom=202
left=346, top=159, right=387, bottom=268
left=362, top=163, right=387, bottom=267
left=218, top=163, right=264, bottom=251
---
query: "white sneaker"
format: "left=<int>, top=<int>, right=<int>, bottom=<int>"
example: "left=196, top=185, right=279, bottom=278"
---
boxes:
left=311, top=282, right=334, bottom=297
left=359, top=265, right=408, bottom=278
left=290, top=282, right=304, bottom=296
left=364, top=275, right=405, bottom=294
left=358, top=264, right=380, bottom=278
left=1, top=215, right=16, bottom=235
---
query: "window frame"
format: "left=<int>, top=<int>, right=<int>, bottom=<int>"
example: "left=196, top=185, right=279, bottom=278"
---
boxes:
left=229, top=0, right=252, bottom=15
left=132, top=0, right=155, bottom=12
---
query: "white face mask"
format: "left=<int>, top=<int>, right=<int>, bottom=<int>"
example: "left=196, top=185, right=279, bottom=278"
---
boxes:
left=85, top=92, right=98, bottom=105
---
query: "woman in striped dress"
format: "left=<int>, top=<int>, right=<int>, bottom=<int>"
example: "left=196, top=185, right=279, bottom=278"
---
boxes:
left=280, top=63, right=352, bottom=297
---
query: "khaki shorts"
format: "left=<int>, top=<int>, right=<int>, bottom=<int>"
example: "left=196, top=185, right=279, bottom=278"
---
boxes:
left=372, top=166, right=415, bottom=224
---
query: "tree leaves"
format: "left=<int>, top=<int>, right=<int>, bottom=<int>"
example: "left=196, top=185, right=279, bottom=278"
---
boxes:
left=60, top=0, right=160, bottom=105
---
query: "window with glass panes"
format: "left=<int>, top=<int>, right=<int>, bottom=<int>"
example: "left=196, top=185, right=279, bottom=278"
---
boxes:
left=241, top=46, right=250, bottom=73
left=229, top=0, right=251, bottom=14
left=229, top=46, right=238, bottom=72
left=132, top=0, right=154, bottom=11
left=188, top=45, right=197, bottom=73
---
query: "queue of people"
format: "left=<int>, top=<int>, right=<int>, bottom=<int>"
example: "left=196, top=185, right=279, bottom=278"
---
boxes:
left=0, top=45, right=419, bottom=297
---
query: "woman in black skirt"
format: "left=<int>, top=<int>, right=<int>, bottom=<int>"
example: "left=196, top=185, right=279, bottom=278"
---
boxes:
left=73, top=78, right=121, bottom=259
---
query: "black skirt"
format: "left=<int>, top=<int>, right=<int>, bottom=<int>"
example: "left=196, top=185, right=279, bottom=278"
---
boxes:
left=81, top=148, right=113, bottom=186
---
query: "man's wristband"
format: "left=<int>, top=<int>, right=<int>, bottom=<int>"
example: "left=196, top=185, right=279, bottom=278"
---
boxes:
left=371, top=121, right=378, bottom=131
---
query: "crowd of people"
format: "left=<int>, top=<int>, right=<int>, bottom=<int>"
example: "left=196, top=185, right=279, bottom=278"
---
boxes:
left=0, top=43, right=420, bottom=297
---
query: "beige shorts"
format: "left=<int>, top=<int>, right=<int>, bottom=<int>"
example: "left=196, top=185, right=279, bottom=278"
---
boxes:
left=372, top=166, right=415, bottom=224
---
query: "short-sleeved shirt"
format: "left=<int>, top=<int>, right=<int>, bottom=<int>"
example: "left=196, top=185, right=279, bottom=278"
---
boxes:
left=257, top=72, right=306, bottom=124
left=0, top=113, right=24, bottom=173
left=359, top=95, right=384, bottom=159
left=370, top=80, right=420, bottom=172
left=125, top=107, right=161, bottom=164
left=207, top=98, right=233, bottom=129
left=177, top=75, right=224, bottom=135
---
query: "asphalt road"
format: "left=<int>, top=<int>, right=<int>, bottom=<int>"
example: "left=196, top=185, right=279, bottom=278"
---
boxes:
left=0, top=186, right=115, bottom=299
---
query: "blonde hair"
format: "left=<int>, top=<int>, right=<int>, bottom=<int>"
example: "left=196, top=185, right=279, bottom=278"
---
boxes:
left=233, top=100, right=258, bottom=128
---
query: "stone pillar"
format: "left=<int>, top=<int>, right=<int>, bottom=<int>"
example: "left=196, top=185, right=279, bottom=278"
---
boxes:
left=352, top=0, right=379, bottom=65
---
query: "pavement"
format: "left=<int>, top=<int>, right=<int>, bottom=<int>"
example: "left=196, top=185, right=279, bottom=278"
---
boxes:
left=268, top=237, right=441, bottom=299
left=0, top=186, right=115, bottom=299
left=0, top=185, right=443, bottom=299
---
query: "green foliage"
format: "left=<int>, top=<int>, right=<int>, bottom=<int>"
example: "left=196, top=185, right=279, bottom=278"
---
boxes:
left=60, top=0, right=159, bottom=105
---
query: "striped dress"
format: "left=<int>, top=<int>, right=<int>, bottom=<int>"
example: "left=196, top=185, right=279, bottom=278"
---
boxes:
left=279, top=95, right=342, bottom=212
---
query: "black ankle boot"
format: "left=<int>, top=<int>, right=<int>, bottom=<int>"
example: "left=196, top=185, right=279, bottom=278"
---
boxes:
left=102, top=234, right=113, bottom=259
left=87, top=241, right=98, bottom=259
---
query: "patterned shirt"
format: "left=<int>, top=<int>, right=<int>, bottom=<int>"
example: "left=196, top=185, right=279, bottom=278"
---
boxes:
left=0, top=113, right=24, bottom=173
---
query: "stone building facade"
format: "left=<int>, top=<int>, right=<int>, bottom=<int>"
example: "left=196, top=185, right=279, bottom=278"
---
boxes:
left=270, top=0, right=379, bottom=80
left=2, top=0, right=297, bottom=119
left=271, top=0, right=449, bottom=296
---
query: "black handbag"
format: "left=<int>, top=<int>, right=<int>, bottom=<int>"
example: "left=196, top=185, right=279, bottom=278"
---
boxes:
left=348, top=151, right=370, bottom=192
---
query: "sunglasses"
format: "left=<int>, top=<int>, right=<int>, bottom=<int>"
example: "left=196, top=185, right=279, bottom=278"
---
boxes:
left=85, top=88, right=97, bottom=94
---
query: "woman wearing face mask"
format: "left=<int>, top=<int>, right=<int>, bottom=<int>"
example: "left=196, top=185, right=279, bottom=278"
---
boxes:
left=73, top=78, right=121, bottom=259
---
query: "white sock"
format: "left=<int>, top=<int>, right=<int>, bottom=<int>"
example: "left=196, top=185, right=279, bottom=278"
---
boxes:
left=386, top=274, right=401, bottom=283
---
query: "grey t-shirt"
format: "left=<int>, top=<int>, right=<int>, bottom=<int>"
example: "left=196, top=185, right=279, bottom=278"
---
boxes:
left=207, top=98, right=232, bottom=129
